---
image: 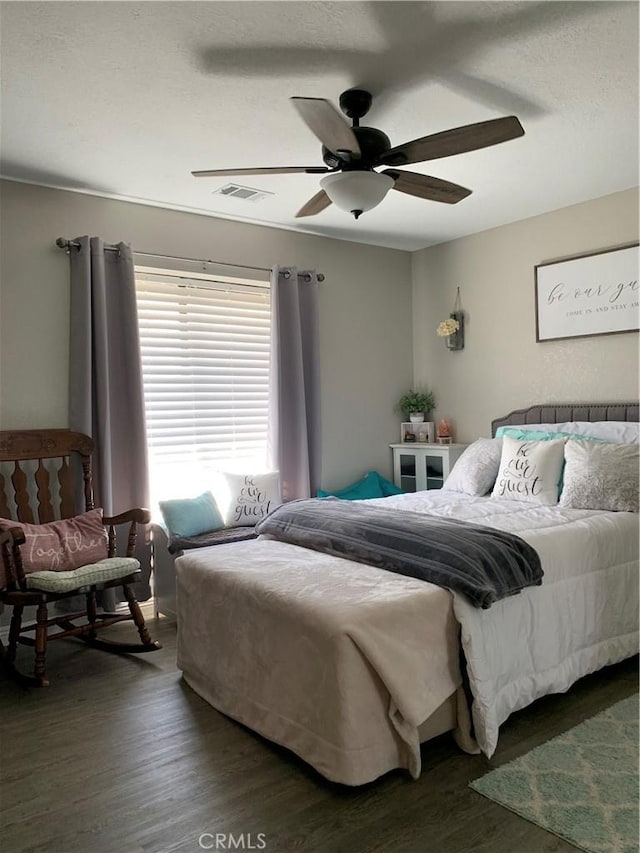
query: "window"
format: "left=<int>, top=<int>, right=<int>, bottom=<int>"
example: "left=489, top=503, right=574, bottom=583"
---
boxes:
left=135, top=266, right=271, bottom=506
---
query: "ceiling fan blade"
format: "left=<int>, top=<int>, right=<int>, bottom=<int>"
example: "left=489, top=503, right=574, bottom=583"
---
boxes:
left=192, top=166, right=330, bottom=177
left=379, top=116, right=525, bottom=167
left=291, top=97, right=361, bottom=158
left=383, top=170, right=472, bottom=204
left=295, top=189, right=332, bottom=218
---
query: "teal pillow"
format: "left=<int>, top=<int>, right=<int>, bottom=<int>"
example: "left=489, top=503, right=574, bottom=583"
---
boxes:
left=495, top=427, right=608, bottom=444
left=317, top=471, right=386, bottom=500
left=159, top=491, right=224, bottom=538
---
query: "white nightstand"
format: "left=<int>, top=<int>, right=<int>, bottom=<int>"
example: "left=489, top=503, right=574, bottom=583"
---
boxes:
left=389, top=443, right=468, bottom=492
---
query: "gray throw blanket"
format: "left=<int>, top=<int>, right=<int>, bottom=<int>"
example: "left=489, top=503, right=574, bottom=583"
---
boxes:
left=256, top=499, right=543, bottom=608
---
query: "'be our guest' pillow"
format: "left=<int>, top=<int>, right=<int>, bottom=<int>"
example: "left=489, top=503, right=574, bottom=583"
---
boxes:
left=223, top=472, right=281, bottom=527
left=491, top=436, right=566, bottom=505
left=0, top=508, right=108, bottom=587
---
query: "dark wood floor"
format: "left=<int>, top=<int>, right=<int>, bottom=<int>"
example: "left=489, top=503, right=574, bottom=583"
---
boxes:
left=1, top=616, right=637, bottom=853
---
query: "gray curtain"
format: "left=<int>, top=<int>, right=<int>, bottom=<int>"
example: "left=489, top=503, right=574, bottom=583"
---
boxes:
left=268, top=266, right=321, bottom=501
left=68, top=236, right=151, bottom=602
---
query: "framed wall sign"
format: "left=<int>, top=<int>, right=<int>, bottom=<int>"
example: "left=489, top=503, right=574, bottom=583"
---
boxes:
left=535, top=243, right=639, bottom=342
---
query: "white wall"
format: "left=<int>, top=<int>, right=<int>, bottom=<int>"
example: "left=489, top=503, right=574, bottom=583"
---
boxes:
left=412, top=188, right=639, bottom=442
left=0, top=180, right=413, bottom=487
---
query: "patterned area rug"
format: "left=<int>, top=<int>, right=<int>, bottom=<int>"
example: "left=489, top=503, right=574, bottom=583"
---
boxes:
left=470, top=695, right=639, bottom=853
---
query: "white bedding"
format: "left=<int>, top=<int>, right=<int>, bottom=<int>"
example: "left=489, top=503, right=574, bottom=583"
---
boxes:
left=176, top=489, right=639, bottom=781
left=366, top=491, right=640, bottom=755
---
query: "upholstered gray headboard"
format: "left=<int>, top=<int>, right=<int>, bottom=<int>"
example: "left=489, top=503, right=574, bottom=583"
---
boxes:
left=491, top=402, right=639, bottom=437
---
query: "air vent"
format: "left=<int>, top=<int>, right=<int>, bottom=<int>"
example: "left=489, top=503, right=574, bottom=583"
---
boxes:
left=213, top=183, right=274, bottom=202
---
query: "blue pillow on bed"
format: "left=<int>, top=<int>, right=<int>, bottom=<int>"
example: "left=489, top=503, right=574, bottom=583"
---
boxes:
left=317, top=471, right=404, bottom=500
left=159, top=491, right=225, bottom=538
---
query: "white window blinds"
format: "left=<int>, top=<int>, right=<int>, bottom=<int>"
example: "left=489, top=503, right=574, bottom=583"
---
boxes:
left=135, top=270, right=271, bottom=503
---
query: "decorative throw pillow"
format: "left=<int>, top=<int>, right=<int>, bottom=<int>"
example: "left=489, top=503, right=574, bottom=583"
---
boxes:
left=559, top=440, right=639, bottom=512
left=0, top=509, right=108, bottom=586
left=496, top=421, right=640, bottom=444
left=443, top=438, right=503, bottom=496
left=223, top=472, right=281, bottom=527
left=159, top=490, right=224, bottom=538
left=491, top=436, right=566, bottom=506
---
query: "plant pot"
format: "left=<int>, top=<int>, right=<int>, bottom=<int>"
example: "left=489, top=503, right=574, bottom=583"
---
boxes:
left=409, top=413, right=425, bottom=423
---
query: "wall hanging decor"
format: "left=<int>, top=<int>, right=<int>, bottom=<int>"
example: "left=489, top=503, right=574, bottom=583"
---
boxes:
left=437, top=288, right=464, bottom=350
left=535, top=243, right=639, bottom=342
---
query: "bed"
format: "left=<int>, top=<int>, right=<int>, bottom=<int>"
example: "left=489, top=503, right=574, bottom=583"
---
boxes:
left=176, top=402, right=639, bottom=785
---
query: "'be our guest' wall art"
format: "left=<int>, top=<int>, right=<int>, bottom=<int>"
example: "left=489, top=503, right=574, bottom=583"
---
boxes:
left=535, top=243, right=639, bottom=342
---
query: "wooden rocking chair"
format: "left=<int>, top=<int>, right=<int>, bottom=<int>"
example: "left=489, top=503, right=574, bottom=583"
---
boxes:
left=0, top=429, right=161, bottom=686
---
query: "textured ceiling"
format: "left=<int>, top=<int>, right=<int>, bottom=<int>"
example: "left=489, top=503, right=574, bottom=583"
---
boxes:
left=1, top=1, right=638, bottom=251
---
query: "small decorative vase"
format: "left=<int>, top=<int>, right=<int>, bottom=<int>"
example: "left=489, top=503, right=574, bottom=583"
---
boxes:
left=409, top=413, right=425, bottom=423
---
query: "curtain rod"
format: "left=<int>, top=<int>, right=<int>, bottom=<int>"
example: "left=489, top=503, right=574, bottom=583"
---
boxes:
left=55, top=238, right=325, bottom=281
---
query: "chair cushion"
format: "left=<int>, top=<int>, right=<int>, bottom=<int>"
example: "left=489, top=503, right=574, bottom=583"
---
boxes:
left=25, top=557, right=140, bottom=593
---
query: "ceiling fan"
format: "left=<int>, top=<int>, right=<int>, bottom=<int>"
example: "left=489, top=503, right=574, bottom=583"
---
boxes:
left=192, top=89, right=525, bottom=220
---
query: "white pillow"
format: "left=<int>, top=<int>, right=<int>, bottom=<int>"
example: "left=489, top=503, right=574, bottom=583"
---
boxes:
left=443, top=438, right=503, bottom=496
left=222, top=472, right=281, bottom=527
left=559, top=441, right=639, bottom=513
left=492, top=436, right=566, bottom=506
left=515, top=421, right=639, bottom=444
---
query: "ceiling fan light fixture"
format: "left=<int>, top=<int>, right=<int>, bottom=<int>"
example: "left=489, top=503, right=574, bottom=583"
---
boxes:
left=320, top=171, right=394, bottom=218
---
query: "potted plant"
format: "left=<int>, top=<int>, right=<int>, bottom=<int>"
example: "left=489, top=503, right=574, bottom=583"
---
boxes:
left=396, top=389, right=436, bottom=423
